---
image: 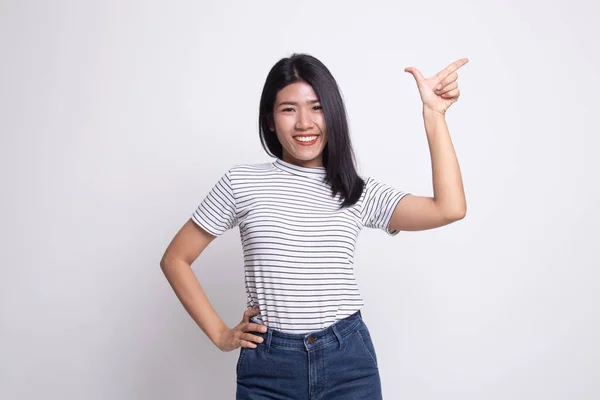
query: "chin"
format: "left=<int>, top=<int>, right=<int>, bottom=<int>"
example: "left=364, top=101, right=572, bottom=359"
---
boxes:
left=280, top=135, right=327, bottom=165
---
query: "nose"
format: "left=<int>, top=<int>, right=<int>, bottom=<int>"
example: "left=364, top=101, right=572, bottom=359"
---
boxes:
left=295, top=110, right=314, bottom=130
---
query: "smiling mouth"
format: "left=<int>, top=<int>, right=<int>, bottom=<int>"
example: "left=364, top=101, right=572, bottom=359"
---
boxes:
left=293, top=135, right=319, bottom=144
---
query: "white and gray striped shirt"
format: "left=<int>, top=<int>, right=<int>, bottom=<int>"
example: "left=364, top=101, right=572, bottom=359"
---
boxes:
left=192, top=158, right=408, bottom=333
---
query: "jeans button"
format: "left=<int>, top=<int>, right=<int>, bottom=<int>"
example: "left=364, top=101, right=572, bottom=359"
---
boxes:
left=307, top=336, right=315, bottom=344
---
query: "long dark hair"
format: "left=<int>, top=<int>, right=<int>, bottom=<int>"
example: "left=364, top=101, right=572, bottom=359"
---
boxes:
left=258, top=53, right=364, bottom=208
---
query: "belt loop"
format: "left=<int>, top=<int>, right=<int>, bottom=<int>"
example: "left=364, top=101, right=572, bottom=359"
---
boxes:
left=332, top=324, right=344, bottom=350
left=264, top=329, right=272, bottom=354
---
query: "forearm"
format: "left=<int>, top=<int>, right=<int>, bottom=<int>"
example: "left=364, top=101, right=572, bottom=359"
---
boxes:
left=160, top=259, right=228, bottom=346
left=422, top=106, right=466, bottom=218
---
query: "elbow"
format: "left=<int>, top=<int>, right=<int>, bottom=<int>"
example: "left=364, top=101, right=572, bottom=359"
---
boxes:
left=435, top=197, right=467, bottom=225
left=444, top=206, right=466, bottom=223
left=160, top=253, right=171, bottom=270
left=160, top=253, right=190, bottom=271
left=455, top=208, right=467, bottom=221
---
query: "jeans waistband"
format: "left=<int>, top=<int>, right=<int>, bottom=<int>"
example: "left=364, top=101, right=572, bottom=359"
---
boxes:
left=249, top=310, right=363, bottom=352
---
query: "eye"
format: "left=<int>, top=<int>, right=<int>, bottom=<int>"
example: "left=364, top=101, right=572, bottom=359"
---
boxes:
left=313, top=105, right=323, bottom=110
left=282, top=108, right=294, bottom=112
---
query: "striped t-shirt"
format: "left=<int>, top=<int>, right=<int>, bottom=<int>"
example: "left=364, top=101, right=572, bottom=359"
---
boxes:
left=192, top=158, right=409, bottom=333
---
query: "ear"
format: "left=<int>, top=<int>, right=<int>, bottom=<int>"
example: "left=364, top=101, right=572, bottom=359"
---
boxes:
left=267, top=114, right=275, bottom=132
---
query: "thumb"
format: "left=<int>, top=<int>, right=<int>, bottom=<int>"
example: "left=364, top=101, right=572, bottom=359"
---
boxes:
left=404, top=66, right=424, bottom=83
left=243, top=306, right=260, bottom=321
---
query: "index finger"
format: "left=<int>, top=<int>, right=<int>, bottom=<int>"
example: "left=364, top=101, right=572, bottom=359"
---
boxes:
left=436, top=58, right=469, bottom=81
left=246, top=322, right=267, bottom=333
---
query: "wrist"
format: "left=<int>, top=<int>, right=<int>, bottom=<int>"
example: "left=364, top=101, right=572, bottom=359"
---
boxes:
left=212, top=323, right=229, bottom=347
left=423, top=105, right=446, bottom=119
left=423, top=106, right=446, bottom=126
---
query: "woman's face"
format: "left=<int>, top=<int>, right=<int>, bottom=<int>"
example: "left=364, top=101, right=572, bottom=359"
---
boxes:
left=269, top=81, right=328, bottom=168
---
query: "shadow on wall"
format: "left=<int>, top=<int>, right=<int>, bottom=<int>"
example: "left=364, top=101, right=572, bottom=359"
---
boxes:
left=115, top=231, right=245, bottom=399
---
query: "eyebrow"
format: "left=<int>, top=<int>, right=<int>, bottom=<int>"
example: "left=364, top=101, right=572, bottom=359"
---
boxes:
left=276, top=99, right=321, bottom=107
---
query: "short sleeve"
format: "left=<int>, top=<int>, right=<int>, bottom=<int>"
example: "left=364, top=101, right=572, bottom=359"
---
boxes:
left=361, top=177, right=409, bottom=236
left=191, top=169, right=238, bottom=237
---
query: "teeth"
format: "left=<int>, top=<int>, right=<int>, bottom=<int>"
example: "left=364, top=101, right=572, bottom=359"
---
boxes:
left=295, top=136, right=317, bottom=142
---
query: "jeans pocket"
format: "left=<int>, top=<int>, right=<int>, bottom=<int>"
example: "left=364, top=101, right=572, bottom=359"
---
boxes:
left=356, top=325, right=378, bottom=369
left=236, top=347, right=248, bottom=376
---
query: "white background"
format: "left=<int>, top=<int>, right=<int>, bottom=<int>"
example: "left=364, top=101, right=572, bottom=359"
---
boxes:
left=1, top=0, right=598, bottom=399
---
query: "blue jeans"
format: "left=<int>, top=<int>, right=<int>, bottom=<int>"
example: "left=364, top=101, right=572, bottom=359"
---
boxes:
left=236, top=310, right=383, bottom=399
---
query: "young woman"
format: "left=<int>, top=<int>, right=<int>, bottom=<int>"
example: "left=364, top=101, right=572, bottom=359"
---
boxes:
left=160, top=53, right=468, bottom=399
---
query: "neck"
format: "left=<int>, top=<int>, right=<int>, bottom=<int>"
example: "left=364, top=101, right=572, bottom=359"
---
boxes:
left=282, top=151, right=323, bottom=168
